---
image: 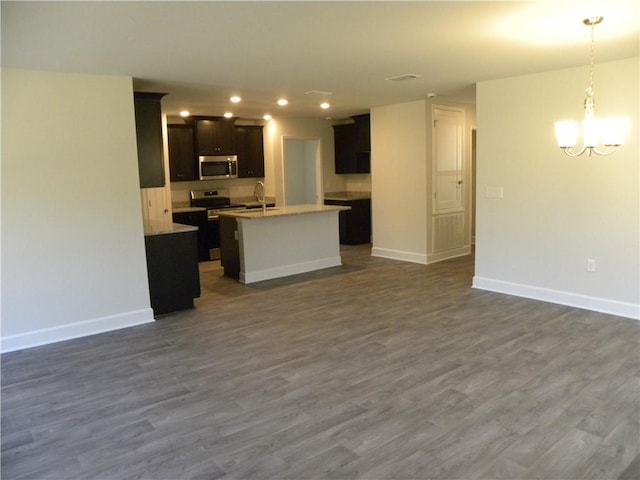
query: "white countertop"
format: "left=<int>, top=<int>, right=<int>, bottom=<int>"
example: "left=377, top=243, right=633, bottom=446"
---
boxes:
left=144, top=220, right=198, bottom=236
left=217, top=203, right=350, bottom=220
left=172, top=207, right=207, bottom=214
left=324, top=191, right=371, bottom=201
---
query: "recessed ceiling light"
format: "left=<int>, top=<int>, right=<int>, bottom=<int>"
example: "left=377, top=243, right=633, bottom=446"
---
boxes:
left=223, top=112, right=233, bottom=118
left=427, top=93, right=437, bottom=98
left=277, top=98, right=288, bottom=106
left=179, top=110, right=190, bottom=117
left=263, top=114, right=272, bottom=121
left=320, top=102, right=331, bottom=109
left=230, top=96, right=241, bottom=103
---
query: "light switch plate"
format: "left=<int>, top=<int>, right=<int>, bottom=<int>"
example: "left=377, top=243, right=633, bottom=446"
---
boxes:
left=485, top=186, right=504, bottom=199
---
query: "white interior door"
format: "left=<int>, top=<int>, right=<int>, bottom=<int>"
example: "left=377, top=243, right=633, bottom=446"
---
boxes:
left=433, top=107, right=464, bottom=213
left=283, top=138, right=321, bottom=205
left=432, top=105, right=466, bottom=255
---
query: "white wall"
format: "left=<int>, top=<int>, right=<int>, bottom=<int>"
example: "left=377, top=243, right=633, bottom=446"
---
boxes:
left=1, top=69, right=154, bottom=351
left=264, top=117, right=346, bottom=204
left=474, top=57, right=639, bottom=319
left=370, top=100, right=428, bottom=263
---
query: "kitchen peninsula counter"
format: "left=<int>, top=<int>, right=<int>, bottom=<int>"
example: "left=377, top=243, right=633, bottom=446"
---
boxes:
left=143, top=219, right=198, bottom=236
left=142, top=218, right=200, bottom=316
left=218, top=204, right=349, bottom=283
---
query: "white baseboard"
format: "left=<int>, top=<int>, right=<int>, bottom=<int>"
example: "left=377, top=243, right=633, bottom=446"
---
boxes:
left=371, top=247, right=427, bottom=265
left=1, top=308, right=155, bottom=353
left=427, top=246, right=471, bottom=264
left=473, top=276, right=640, bottom=320
left=240, top=256, right=342, bottom=284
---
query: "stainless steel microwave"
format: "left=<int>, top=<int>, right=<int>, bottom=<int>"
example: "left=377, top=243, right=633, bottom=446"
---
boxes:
left=199, top=155, right=238, bottom=180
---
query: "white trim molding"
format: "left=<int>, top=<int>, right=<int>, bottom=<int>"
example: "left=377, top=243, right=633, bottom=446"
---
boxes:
left=1, top=308, right=155, bottom=353
left=427, top=246, right=471, bottom=264
left=371, top=247, right=427, bottom=265
left=240, top=256, right=341, bottom=284
left=473, top=276, right=640, bottom=320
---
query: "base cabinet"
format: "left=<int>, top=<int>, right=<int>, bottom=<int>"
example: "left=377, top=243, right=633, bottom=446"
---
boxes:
left=144, top=231, right=200, bottom=316
left=324, top=198, right=371, bottom=244
left=172, top=210, right=210, bottom=261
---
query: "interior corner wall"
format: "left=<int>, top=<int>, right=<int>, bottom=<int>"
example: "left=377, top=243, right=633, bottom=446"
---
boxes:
left=474, top=57, right=639, bottom=319
left=371, top=100, right=428, bottom=263
left=1, top=69, right=154, bottom=352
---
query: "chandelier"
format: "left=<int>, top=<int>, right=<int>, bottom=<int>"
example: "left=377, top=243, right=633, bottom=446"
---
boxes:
left=554, top=17, right=627, bottom=157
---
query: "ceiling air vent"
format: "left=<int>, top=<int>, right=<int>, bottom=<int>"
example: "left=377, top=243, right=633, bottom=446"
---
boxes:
left=385, top=74, right=421, bottom=82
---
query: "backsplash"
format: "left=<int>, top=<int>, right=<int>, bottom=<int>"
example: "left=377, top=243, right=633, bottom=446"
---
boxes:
left=171, top=178, right=263, bottom=206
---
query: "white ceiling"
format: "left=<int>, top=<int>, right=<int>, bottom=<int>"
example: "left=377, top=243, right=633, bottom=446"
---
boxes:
left=2, top=1, right=638, bottom=120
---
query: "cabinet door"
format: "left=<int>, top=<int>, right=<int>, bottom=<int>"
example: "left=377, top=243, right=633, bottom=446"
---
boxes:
left=324, top=198, right=371, bottom=244
left=144, top=231, right=200, bottom=316
left=235, top=126, right=265, bottom=178
left=353, top=114, right=371, bottom=152
left=172, top=210, right=209, bottom=261
left=134, top=92, right=166, bottom=188
left=196, top=118, right=236, bottom=155
left=168, top=125, right=198, bottom=181
left=333, top=124, right=357, bottom=173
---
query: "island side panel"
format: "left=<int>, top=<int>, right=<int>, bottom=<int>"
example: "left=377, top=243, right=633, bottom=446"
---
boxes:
left=219, top=216, right=240, bottom=279
left=237, top=211, right=342, bottom=283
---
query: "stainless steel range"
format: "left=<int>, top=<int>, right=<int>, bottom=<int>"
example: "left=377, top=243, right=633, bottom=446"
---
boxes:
left=190, top=189, right=244, bottom=219
left=189, top=189, right=243, bottom=260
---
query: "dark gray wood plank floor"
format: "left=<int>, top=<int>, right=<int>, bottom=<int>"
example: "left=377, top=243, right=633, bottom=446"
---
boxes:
left=2, top=245, right=639, bottom=479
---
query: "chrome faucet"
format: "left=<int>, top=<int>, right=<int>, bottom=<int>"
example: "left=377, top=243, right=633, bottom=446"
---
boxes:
left=254, top=180, right=266, bottom=213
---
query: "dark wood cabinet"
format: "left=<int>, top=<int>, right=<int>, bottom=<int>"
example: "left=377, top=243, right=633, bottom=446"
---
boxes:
left=219, top=216, right=240, bottom=279
left=334, top=123, right=357, bottom=174
left=193, top=117, right=236, bottom=155
left=235, top=125, right=265, bottom=178
left=324, top=198, right=371, bottom=244
left=134, top=92, right=166, bottom=187
left=333, top=114, right=370, bottom=174
left=144, top=230, right=200, bottom=316
left=172, top=210, right=210, bottom=261
left=167, top=125, right=198, bottom=182
left=353, top=114, right=371, bottom=152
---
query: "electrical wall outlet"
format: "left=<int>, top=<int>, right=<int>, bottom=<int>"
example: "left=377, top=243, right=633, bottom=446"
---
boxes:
left=586, top=259, right=596, bottom=272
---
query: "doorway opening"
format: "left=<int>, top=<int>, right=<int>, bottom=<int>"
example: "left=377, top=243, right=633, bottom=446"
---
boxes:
left=282, top=138, right=322, bottom=205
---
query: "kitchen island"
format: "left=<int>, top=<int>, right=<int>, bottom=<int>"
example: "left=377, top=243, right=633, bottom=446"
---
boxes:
left=218, top=204, right=350, bottom=283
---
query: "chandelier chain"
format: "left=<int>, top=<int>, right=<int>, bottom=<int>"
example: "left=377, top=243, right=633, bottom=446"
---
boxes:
left=587, top=21, right=596, bottom=97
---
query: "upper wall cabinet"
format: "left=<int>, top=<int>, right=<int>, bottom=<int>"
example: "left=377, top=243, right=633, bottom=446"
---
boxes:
left=134, top=92, right=166, bottom=188
left=333, top=113, right=370, bottom=174
left=235, top=125, right=265, bottom=178
left=191, top=116, right=236, bottom=155
left=167, top=124, right=198, bottom=182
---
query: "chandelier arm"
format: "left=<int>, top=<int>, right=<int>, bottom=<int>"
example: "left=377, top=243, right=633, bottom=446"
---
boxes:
left=591, top=146, right=617, bottom=156
left=561, top=146, right=588, bottom=157
left=561, top=145, right=618, bottom=157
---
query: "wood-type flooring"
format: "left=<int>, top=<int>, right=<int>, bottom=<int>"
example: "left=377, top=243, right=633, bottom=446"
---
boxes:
left=2, top=245, right=639, bottom=479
